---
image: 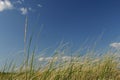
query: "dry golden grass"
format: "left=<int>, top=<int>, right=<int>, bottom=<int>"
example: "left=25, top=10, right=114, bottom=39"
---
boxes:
left=0, top=53, right=120, bottom=80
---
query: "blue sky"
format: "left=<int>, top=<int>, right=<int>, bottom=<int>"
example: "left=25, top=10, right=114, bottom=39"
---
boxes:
left=0, top=0, right=120, bottom=66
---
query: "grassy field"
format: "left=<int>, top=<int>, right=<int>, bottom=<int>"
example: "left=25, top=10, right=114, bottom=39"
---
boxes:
left=0, top=51, right=120, bottom=80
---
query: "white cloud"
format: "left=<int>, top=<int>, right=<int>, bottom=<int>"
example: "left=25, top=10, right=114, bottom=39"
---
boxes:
left=38, top=56, right=78, bottom=62
left=39, top=57, right=56, bottom=61
left=62, top=56, right=71, bottom=61
left=20, top=7, right=27, bottom=15
left=0, top=0, right=13, bottom=12
left=0, top=0, right=42, bottom=15
left=38, top=4, right=42, bottom=8
left=110, top=42, right=120, bottom=49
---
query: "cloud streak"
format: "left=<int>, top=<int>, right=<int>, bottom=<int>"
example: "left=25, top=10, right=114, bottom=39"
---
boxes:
left=38, top=56, right=77, bottom=62
left=110, top=42, right=120, bottom=49
left=0, top=0, right=13, bottom=12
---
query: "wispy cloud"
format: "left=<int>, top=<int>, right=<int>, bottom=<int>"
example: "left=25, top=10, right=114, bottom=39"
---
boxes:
left=38, top=56, right=77, bottom=62
left=15, top=0, right=25, bottom=4
left=37, top=4, right=42, bottom=8
left=110, top=42, right=120, bottom=49
left=0, top=0, right=13, bottom=12
left=20, top=7, right=28, bottom=15
left=15, top=0, right=22, bottom=4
